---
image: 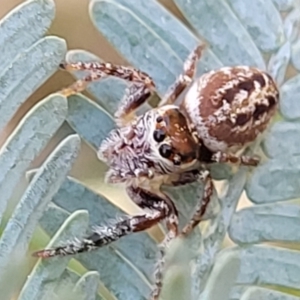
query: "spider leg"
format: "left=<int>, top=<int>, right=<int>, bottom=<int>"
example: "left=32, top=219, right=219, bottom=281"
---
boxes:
left=127, top=186, right=179, bottom=300
left=151, top=228, right=176, bottom=300
left=32, top=186, right=174, bottom=259
left=152, top=208, right=179, bottom=300
left=180, top=170, right=214, bottom=236
left=211, top=151, right=260, bottom=166
left=160, top=44, right=205, bottom=106
left=60, top=71, right=105, bottom=97
left=114, top=81, right=153, bottom=126
left=60, top=61, right=156, bottom=125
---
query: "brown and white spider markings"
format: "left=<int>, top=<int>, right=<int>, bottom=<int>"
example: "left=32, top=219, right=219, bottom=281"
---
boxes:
left=33, top=45, right=279, bottom=299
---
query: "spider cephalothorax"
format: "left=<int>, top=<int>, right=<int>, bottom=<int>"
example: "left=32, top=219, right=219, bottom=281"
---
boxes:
left=99, top=104, right=200, bottom=186
left=33, top=45, right=279, bottom=300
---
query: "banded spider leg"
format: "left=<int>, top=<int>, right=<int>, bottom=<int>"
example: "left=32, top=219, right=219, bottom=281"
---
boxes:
left=60, top=60, right=156, bottom=126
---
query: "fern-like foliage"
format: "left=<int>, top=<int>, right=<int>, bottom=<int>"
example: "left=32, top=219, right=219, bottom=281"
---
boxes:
left=0, top=0, right=300, bottom=300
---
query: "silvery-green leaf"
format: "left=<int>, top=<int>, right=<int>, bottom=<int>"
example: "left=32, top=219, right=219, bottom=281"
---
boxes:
left=51, top=270, right=79, bottom=300
left=195, top=168, right=247, bottom=296
left=0, top=0, right=55, bottom=72
left=246, top=155, right=300, bottom=203
left=39, top=203, right=70, bottom=235
left=18, top=210, right=89, bottom=300
left=97, top=0, right=222, bottom=75
left=280, top=74, right=300, bottom=120
left=161, top=265, right=191, bottom=300
left=0, top=251, right=29, bottom=300
left=291, top=39, right=300, bottom=71
left=163, top=182, right=203, bottom=231
left=272, top=0, right=295, bottom=11
left=44, top=264, right=103, bottom=300
left=0, top=94, right=67, bottom=223
left=200, top=250, right=240, bottom=300
left=230, top=286, right=249, bottom=300
left=262, top=121, right=300, bottom=158
left=90, top=0, right=180, bottom=95
left=55, top=269, right=103, bottom=300
left=74, top=271, right=100, bottom=300
left=221, top=246, right=300, bottom=290
left=160, top=237, right=196, bottom=300
left=230, top=285, right=299, bottom=300
left=230, top=285, right=296, bottom=300
left=90, top=0, right=222, bottom=96
left=61, top=268, right=82, bottom=285
left=93, top=4, right=179, bottom=95
left=229, top=203, right=300, bottom=244
left=67, top=94, right=115, bottom=151
left=267, top=41, right=291, bottom=85
left=60, top=270, right=103, bottom=300
left=65, top=50, right=127, bottom=115
left=226, top=0, right=284, bottom=52
left=208, top=163, right=233, bottom=180
left=283, top=8, right=300, bottom=42
left=240, top=287, right=300, bottom=300
left=42, top=177, right=157, bottom=299
left=173, top=0, right=265, bottom=68
left=0, top=134, right=81, bottom=273
left=0, top=36, right=66, bottom=130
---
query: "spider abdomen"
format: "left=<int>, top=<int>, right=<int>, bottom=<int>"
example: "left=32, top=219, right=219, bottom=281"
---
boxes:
left=181, top=66, right=279, bottom=153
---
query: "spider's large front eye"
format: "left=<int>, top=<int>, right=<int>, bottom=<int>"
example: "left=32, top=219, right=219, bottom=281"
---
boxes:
left=159, top=144, right=173, bottom=158
left=156, top=115, right=163, bottom=123
left=153, top=129, right=166, bottom=142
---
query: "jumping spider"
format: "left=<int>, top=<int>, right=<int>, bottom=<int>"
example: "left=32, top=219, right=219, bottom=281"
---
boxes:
left=33, top=45, right=279, bottom=299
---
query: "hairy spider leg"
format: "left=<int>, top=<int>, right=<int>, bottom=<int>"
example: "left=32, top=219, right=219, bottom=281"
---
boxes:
left=33, top=186, right=179, bottom=300
left=127, top=186, right=179, bottom=300
left=60, top=71, right=105, bottom=97
left=151, top=211, right=179, bottom=300
left=59, top=61, right=156, bottom=125
left=146, top=170, right=214, bottom=299
left=32, top=187, right=176, bottom=259
left=159, top=44, right=205, bottom=106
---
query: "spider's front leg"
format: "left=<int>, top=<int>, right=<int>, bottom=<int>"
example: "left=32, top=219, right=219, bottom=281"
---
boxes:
left=159, top=44, right=205, bottom=106
left=59, top=61, right=156, bottom=125
left=32, top=186, right=176, bottom=260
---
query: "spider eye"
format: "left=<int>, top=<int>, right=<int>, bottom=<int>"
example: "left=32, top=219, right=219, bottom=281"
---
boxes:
left=159, top=144, right=173, bottom=158
left=156, top=116, right=163, bottom=123
left=153, top=129, right=166, bottom=142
